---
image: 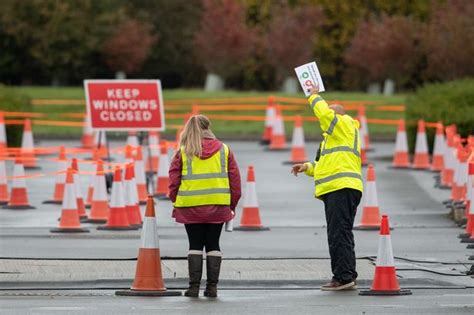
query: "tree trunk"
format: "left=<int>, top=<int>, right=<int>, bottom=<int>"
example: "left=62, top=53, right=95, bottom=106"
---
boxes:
left=281, top=77, right=298, bottom=94
left=204, top=73, right=224, bottom=91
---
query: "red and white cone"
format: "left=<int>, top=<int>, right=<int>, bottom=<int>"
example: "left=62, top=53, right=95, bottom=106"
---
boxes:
left=43, top=146, right=68, bottom=204
left=359, top=215, right=411, bottom=296
left=412, top=120, right=430, bottom=169
left=431, top=122, right=445, bottom=172
left=98, top=166, right=138, bottom=230
left=358, top=107, right=371, bottom=151
left=459, top=161, right=474, bottom=239
left=284, top=115, right=307, bottom=164
left=125, top=162, right=142, bottom=228
left=20, top=119, right=40, bottom=169
left=0, top=111, right=6, bottom=149
left=392, top=120, right=410, bottom=168
left=261, top=96, right=276, bottom=145
left=235, top=166, right=269, bottom=231
left=71, top=158, right=87, bottom=220
left=127, top=131, right=139, bottom=148
left=354, top=164, right=381, bottom=230
left=115, top=196, right=181, bottom=296
left=84, top=160, right=109, bottom=223
left=441, top=133, right=459, bottom=188
left=0, top=157, right=8, bottom=205
left=268, top=106, right=288, bottom=150
left=134, top=146, right=148, bottom=204
left=450, top=146, right=469, bottom=203
left=81, top=114, right=94, bottom=149
left=154, top=141, right=170, bottom=200
left=124, top=145, right=135, bottom=164
left=147, top=131, right=160, bottom=173
left=50, top=168, right=89, bottom=233
left=3, top=159, right=35, bottom=209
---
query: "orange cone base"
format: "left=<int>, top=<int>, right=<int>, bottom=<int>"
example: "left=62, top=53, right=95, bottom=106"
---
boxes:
left=359, top=289, right=412, bottom=296
left=50, top=227, right=90, bottom=233
left=391, top=152, right=410, bottom=169
left=412, top=155, right=430, bottom=169
left=115, top=290, right=181, bottom=297
left=234, top=226, right=270, bottom=231
left=3, top=204, right=36, bottom=210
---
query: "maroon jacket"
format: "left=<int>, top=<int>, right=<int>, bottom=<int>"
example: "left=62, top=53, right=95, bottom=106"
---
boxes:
left=169, top=138, right=241, bottom=224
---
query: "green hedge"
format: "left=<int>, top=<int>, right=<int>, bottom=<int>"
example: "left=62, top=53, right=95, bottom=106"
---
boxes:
left=406, top=79, right=474, bottom=153
left=0, top=85, right=32, bottom=147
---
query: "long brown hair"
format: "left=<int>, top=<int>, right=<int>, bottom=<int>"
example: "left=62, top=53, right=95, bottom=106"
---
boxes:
left=179, top=115, right=215, bottom=158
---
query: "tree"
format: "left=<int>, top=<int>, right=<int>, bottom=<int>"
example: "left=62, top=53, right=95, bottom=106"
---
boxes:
left=102, top=19, right=157, bottom=77
left=423, top=0, right=474, bottom=81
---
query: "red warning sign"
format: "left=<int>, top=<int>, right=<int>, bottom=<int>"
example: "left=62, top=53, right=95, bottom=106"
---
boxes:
left=84, top=80, right=165, bottom=131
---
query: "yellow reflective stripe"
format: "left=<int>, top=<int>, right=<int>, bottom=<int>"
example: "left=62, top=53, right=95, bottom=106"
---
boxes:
left=310, top=96, right=324, bottom=110
left=177, top=188, right=230, bottom=196
left=315, top=172, right=362, bottom=186
left=326, top=115, right=338, bottom=135
left=320, top=128, right=360, bottom=157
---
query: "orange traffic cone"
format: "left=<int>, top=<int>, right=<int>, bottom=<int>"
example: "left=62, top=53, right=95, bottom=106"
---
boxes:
left=20, top=119, right=40, bottom=169
left=431, top=122, right=445, bottom=172
left=50, top=168, right=89, bottom=233
left=0, top=157, right=8, bottom=205
left=115, top=196, right=182, bottom=297
left=127, top=131, right=139, bottom=147
left=450, top=146, right=469, bottom=203
left=358, top=107, right=371, bottom=151
left=3, top=159, right=35, bottom=209
left=354, top=164, right=381, bottom=230
left=125, top=162, right=142, bottom=227
left=146, top=131, right=160, bottom=173
left=261, top=96, right=276, bottom=145
left=392, top=119, right=410, bottom=168
left=268, top=106, right=288, bottom=150
left=459, top=161, right=474, bottom=239
left=441, top=133, right=459, bottom=188
left=412, top=120, right=430, bottom=169
left=134, top=146, right=148, bottom=204
left=71, top=158, right=87, bottom=220
left=284, top=116, right=308, bottom=164
left=235, top=166, right=269, bottom=231
left=81, top=114, right=94, bottom=149
left=98, top=166, right=138, bottom=230
left=359, top=215, right=411, bottom=295
left=0, top=111, right=6, bottom=149
left=85, top=160, right=109, bottom=223
left=43, top=146, right=68, bottom=204
left=124, top=145, right=135, bottom=164
left=154, top=141, right=170, bottom=200
left=360, top=126, right=368, bottom=167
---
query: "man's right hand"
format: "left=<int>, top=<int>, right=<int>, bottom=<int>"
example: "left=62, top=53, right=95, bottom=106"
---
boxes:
left=291, top=163, right=307, bottom=177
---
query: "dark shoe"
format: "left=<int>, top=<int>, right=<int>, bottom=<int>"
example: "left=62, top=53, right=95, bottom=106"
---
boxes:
left=203, top=253, right=222, bottom=298
left=184, top=253, right=203, bottom=297
left=321, top=280, right=356, bottom=291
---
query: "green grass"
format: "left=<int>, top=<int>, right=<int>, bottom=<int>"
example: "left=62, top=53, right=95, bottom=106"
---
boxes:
left=9, top=86, right=407, bottom=139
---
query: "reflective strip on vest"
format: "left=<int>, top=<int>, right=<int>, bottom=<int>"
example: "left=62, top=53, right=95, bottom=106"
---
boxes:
left=320, top=128, right=360, bottom=157
left=177, top=188, right=230, bottom=196
left=326, top=115, right=338, bottom=135
left=310, top=96, right=324, bottom=110
left=315, top=172, right=363, bottom=186
left=182, top=146, right=226, bottom=180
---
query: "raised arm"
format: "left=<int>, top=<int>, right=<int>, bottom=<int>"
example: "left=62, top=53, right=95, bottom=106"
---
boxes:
left=308, top=91, right=337, bottom=135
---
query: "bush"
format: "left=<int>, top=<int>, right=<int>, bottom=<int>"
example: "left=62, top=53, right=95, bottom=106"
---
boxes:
left=0, top=85, right=31, bottom=147
left=406, top=79, right=474, bottom=153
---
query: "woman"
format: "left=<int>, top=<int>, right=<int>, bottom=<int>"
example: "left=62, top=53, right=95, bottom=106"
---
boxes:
left=169, top=115, right=241, bottom=298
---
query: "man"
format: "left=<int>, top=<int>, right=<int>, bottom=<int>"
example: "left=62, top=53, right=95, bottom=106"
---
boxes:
left=291, top=84, right=363, bottom=291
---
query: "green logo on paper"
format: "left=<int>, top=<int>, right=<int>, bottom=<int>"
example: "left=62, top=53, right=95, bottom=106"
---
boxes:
left=302, top=72, right=309, bottom=79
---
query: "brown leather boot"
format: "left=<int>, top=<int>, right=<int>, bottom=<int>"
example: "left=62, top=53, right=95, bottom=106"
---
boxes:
left=184, top=253, right=203, bottom=297
left=204, top=252, right=222, bottom=298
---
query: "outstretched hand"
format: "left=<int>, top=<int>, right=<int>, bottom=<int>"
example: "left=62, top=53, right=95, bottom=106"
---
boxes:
left=291, top=163, right=307, bottom=177
left=308, top=82, right=320, bottom=95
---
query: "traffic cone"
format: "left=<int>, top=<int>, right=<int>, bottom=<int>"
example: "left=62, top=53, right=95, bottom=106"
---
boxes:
left=268, top=105, right=288, bottom=151
left=441, top=133, right=459, bottom=188
left=360, top=125, right=369, bottom=167
left=3, top=159, right=35, bottom=209
left=127, top=131, right=139, bottom=147
left=283, top=116, right=308, bottom=164
left=43, top=146, right=68, bottom=204
left=85, top=169, right=94, bottom=209
left=94, top=131, right=108, bottom=160
left=81, top=114, right=94, bottom=149
left=358, top=107, right=371, bottom=151
left=0, top=157, right=8, bottom=205
left=359, top=215, right=412, bottom=296
left=235, top=166, right=269, bottom=231
left=115, top=195, right=182, bottom=297
left=354, top=164, right=381, bottom=230
left=412, top=120, right=430, bottom=169
left=147, top=131, right=160, bottom=173
left=98, top=166, right=138, bottom=230
left=134, top=146, right=148, bottom=204
left=459, top=161, right=474, bottom=239
left=154, top=141, right=170, bottom=200
left=450, top=146, right=469, bottom=203
left=125, top=162, right=142, bottom=228
left=124, top=145, right=135, bottom=164
left=431, top=122, right=445, bottom=172
left=20, top=119, right=40, bottom=169
left=392, top=120, right=410, bottom=168
left=0, top=112, right=6, bottom=149
left=84, top=160, right=109, bottom=223
left=71, top=158, right=87, bottom=220
left=261, top=96, right=276, bottom=145
left=50, top=168, right=89, bottom=233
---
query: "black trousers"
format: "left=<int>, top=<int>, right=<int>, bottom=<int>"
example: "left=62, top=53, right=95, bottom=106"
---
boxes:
left=322, top=188, right=362, bottom=284
left=184, top=223, right=224, bottom=252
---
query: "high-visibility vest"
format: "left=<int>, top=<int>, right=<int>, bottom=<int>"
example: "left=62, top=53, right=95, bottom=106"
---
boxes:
left=174, top=144, right=230, bottom=207
left=304, top=95, right=363, bottom=197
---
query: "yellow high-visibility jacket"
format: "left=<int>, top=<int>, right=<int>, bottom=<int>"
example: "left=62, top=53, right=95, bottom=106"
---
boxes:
left=174, top=144, right=231, bottom=207
left=304, top=94, right=363, bottom=198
